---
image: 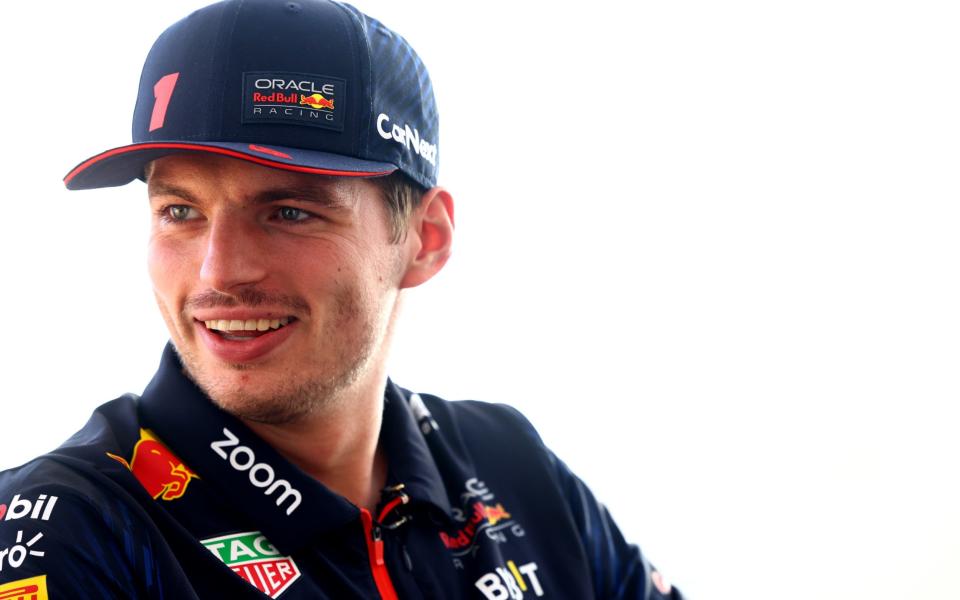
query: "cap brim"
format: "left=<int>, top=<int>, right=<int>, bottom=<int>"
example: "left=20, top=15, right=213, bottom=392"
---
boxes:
left=63, top=141, right=397, bottom=190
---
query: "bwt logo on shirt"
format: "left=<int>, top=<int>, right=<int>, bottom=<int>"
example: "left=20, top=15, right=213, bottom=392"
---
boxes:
left=0, top=494, right=58, bottom=523
left=475, top=559, right=545, bottom=599
left=211, top=428, right=303, bottom=516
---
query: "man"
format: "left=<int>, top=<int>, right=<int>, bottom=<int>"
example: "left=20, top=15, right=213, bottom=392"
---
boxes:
left=0, top=1, right=682, bottom=598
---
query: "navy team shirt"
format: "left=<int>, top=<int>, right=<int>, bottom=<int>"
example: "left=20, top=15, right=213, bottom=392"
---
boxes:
left=0, top=344, right=683, bottom=599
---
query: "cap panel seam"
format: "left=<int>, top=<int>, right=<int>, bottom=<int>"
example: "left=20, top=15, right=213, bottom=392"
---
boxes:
left=331, top=2, right=374, bottom=160
left=214, top=0, right=245, bottom=139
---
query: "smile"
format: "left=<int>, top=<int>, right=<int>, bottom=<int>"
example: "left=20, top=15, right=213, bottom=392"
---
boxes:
left=204, top=318, right=292, bottom=333
left=194, top=316, right=299, bottom=362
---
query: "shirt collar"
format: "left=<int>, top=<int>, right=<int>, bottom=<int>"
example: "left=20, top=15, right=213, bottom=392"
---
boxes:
left=380, top=380, right=452, bottom=517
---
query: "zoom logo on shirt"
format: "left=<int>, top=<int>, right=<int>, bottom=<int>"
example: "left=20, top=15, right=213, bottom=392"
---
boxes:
left=211, top=428, right=302, bottom=516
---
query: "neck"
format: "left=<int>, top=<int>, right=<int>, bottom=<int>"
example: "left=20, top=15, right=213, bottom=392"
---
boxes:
left=242, top=372, right=389, bottom=511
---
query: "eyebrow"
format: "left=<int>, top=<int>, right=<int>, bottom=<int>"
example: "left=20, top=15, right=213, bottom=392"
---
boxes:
left=147, top=181, right=355, bottom=210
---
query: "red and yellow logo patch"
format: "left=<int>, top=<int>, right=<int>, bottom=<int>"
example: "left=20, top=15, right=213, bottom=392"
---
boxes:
left=0, top=574, right=49, bottom=600
left=107, top=429, right=199, bottom=501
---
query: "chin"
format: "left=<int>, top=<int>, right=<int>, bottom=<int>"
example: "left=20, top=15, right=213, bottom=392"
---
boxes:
left=182, top=346, right=372, bottom=425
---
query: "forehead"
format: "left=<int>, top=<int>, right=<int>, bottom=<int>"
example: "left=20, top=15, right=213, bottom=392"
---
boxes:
left=147, top=153, right=378, bottom=206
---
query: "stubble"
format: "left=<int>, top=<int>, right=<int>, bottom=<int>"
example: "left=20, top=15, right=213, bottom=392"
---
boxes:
left=171, top=284, right=382, bottom=426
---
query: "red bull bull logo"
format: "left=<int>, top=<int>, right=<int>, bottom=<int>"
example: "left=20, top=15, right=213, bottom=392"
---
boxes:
left=299, top=93, right=334, bottom=110
left=481, top=503, right=511, bottom=526
left=107, top=429, right=198, bottom=501
left=440, top=501, right=515, bottom=550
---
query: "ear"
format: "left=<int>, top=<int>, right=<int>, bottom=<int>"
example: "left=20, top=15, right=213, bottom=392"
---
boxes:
left=399, top=186, right=455, bottom=289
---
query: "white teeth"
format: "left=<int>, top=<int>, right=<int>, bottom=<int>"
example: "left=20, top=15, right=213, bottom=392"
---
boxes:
left=204, top=318, right=293, bottom=332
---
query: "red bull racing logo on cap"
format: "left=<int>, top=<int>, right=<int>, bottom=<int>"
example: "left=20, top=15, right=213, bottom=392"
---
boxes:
left=243, top=71, right=345, bottom=131
left=107, top=429, right=199, bottom=501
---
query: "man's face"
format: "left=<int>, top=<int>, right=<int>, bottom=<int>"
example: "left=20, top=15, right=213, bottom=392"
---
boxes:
left=147, top=154, right=410, bottom=424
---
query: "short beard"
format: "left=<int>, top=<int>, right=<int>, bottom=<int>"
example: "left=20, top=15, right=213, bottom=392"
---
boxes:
left=173, top=285, right=382, bottom=427
left=195, top=356, right=367, bottom=426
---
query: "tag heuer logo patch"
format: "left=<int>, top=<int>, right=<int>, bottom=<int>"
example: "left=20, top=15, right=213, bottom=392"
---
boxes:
left=201, top=531, right=301, bottom=598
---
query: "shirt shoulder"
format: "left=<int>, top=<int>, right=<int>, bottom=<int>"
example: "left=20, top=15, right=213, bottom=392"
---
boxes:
left=403, top=389, right=563, bottom=503
left=1, top=393, right=144, bottom=490
left=412, top=391, right=546, bottom=446
left=0, top=396, right=187, bottom=599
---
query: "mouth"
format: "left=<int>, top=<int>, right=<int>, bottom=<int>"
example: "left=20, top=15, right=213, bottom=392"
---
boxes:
left=193, top=315, right=300, bottom=363
left=202, top=317, right=295, bottom=341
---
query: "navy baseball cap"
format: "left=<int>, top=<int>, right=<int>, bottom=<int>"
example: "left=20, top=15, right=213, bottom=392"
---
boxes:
left=64, top=0, right=439, bottom=190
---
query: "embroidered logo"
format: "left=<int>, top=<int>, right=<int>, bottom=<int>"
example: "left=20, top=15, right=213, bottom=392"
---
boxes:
left=0, top=574, right=49, bottom=600
left=443, top=478, right=526, bottom=562
left=0, top=531, right=45, bottom=572
left=107, top=428, right=199, bottom=501
left=0, top=494, right=58, bottom=523
left=210, top=427, right=303, bottom=516
left=202, top=531, right=301, bottom=598
left=243, top=72, right=345, bottom=131
left=376, top=113, right=437, bottom=166
left=475, top=559, right=545, bottom=599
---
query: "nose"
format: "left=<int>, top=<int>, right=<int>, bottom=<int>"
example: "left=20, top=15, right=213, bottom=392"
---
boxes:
left=199, top=212, right=269, bottom=293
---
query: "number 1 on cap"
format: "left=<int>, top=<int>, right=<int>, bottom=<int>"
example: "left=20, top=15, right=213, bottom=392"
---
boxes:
left=149, top=72, right=180, bottom=132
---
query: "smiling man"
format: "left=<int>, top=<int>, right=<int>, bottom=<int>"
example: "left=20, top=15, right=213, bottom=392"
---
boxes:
left=0, top=1, right=682, bottom=599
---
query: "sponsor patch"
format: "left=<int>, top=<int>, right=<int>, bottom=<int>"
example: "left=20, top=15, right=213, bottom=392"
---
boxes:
left=0, top=495, right=58, bottom=524
left=0, top=531, right=45, bottom=573
left=243, top=72, right=346, bottom=131
left=107, top=429, right=199, bottom=502
left=211, top=427, right=302, bottom=516
left=475, top=560, right=545, bottom=599
left=376, top=112, right=437, bottom=166
left=0, top=574, right=49, bottom=600
left=202, top=531, right=301, bottom=598
left=443, top=478, right=525, bottom=559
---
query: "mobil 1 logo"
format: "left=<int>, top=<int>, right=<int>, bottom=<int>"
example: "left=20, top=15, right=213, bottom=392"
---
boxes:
left=0, top=494, right=58, bottom=524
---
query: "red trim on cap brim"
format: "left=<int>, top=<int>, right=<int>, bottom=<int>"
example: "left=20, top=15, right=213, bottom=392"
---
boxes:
left=63, top=142, right=394, bottom=187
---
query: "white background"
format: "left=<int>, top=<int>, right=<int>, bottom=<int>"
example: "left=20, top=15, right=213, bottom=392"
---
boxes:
left=2, top=2, right=959, bottom=599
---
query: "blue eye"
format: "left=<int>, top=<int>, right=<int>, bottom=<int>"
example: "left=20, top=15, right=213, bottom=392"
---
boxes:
left=166, top=205, right=198, bottom=221
left=278, top=207, right=310, bottom=221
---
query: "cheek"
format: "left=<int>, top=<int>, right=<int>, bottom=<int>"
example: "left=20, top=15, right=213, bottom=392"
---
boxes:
left=147, top=236, right=195, bottom=306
